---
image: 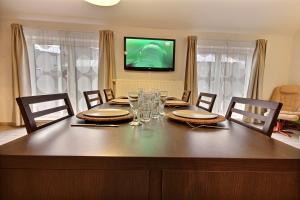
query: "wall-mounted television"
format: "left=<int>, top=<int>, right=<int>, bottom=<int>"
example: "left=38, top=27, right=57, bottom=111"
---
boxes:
left=124, top=37, right=175, bottom=71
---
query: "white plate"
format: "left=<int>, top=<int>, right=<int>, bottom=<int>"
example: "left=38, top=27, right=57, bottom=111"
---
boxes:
left=83, top=109, right=129, bottom=117
left=172, top=110, right=218, bottom=119
left=111, top=99, right=129, bottom=103
left=166, top=100, right=188, bottom=105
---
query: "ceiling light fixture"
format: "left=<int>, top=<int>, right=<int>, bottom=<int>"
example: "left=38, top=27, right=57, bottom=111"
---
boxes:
left=85, top=0, right=120, bottom=6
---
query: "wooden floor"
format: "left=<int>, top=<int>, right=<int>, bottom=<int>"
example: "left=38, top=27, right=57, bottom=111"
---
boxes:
left=272, top=130, right=300, bottom=149
left=0, top=126, right=26, bottom=145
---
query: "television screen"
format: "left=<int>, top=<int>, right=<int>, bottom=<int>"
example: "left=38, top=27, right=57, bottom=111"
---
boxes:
left=124, top=37, right=175, bottom=71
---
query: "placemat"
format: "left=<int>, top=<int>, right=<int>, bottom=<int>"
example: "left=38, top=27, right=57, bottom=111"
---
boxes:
left=167, top=112, right=226, bottom=124
left=166, top=97, right=179, bottom=100
left=77, top=112, right=133, bottom=122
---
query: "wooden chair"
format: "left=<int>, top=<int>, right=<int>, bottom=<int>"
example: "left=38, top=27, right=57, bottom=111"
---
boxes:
left=16, top=93, right=74, bottom=134
left=83, top=90, right=103, bottom=109
left=181, top=90, right=191, bottom=102
left=196, top=92, right=217, bottom=112
left=103, top=89, right=115, bottom=102
left=225, top=97, right=282, bottom=137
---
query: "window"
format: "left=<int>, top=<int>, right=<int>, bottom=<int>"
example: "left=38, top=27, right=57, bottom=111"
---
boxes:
left=197, top=40, right=255, bottom=114
left=24, top=28, right=99, bottom=114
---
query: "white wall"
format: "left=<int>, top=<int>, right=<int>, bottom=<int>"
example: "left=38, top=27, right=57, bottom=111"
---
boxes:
left=0, top=18, right=295, bottom=122
left=290, top=31, right=300, bottom=85
left=263, top=35, right=293, bottom=98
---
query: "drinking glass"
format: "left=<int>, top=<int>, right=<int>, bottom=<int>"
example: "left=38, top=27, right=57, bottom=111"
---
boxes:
left=140, top=102, right=151, bottom=122
left=159, top=91, right=168, bottom=115
left=151, top=91, right=160, bottom=119
left=128, top=91, right=141, bottom=126
left=139, top=91, right=153, bottom=123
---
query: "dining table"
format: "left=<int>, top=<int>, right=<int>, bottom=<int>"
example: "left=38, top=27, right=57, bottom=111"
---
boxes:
left=0, top=103, right=300, bottom=200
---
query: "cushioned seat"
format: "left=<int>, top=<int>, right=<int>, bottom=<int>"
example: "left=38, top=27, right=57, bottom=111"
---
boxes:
left=278, top=113, right=299, bottom=121
left=266, top=110, right=300, bottom=122
left=265, top=111, right=300, bottom=121
left=270, top=85, right=300, bottom=136
left=279, top=110, right=300, bottom=116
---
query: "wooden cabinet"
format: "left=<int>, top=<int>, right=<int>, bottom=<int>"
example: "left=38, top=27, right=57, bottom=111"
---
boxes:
left=1, top=158, right=300, bottom=200
left=162, top=170, right=300, bottom=200
left=0, top=169, right=149, bottom=200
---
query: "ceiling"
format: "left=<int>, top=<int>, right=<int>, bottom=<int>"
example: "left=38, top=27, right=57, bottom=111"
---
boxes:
left=1, top=0, right=300, bottom=35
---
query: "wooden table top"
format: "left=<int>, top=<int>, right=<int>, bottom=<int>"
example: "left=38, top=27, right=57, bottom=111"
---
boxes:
left=1, top=104, right=300, bottom=159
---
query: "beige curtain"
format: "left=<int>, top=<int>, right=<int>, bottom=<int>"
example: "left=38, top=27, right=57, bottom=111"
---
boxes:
left=98, top=30, right=116, bottom=93
left=11, top=24, right=31, bottom=126
left=184, top=36, right=198, bottom=104
left=244, top=39, right=267, bottom=123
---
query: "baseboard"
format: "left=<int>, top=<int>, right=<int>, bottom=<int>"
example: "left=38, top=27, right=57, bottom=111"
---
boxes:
left=0, top=122, right=14, bottom=126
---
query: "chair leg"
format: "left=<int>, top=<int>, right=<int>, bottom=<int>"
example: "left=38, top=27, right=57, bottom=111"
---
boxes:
left=273, top=121, right=293, bottom=137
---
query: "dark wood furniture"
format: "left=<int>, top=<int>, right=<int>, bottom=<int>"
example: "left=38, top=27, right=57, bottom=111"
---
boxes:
left=196, top=92, right=217, bottom=112
left=16, top=93, right=74, bottom=134
left=103, top=88, right=115, bottom=102
left=225, top=97, right=283, bottom=137
left=181, top=90, right=191, bottom=102
left=1, top=104, right=299, bottom=200
left=83, top=90, right=103, bottom=109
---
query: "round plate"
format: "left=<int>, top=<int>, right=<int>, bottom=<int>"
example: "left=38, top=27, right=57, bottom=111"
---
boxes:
left=77, top=112, right=133, bottom=122
left=83, top=108, right=129, bottom=117
left=111, top=99, right=129, bottom=103
left=172, top=110, right=218, bottom=119
left=167, top=112, right=225, bottom=125
left=166, top=100, right=189, bottom=106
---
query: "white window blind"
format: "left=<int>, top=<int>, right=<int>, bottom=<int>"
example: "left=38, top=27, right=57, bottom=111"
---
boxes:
left=197, top=40, right=255, bottom=114
left=24, top=28, right=99, bottom=114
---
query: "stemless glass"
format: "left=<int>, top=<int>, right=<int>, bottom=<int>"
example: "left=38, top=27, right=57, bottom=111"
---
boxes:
left=128, top=91, right=141, bottom=126
left=151, top=91, right=160, bottom=119
left=140, top=102, right=151, bottom=122
left=140, top=92, right=152, bottom=123
left=159, top=91, right=168, bottom=115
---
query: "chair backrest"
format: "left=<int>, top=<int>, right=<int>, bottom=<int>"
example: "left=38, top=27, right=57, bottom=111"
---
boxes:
left=270, top=85, right=300, bottom=112
left=16, top=93, right=74, bottom=134
left=103, top=89, right=115, bottom=102
left=83, top=90, right=103, bottom=109
left=182, top=90, right=191, bottom=102
left=196, top=92, right=217, bottom=112
left=225, top=97, right=282, bottom=137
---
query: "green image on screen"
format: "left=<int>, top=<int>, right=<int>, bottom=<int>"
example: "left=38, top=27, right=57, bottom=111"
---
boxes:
left=125, top=38, right=174, bottom=69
